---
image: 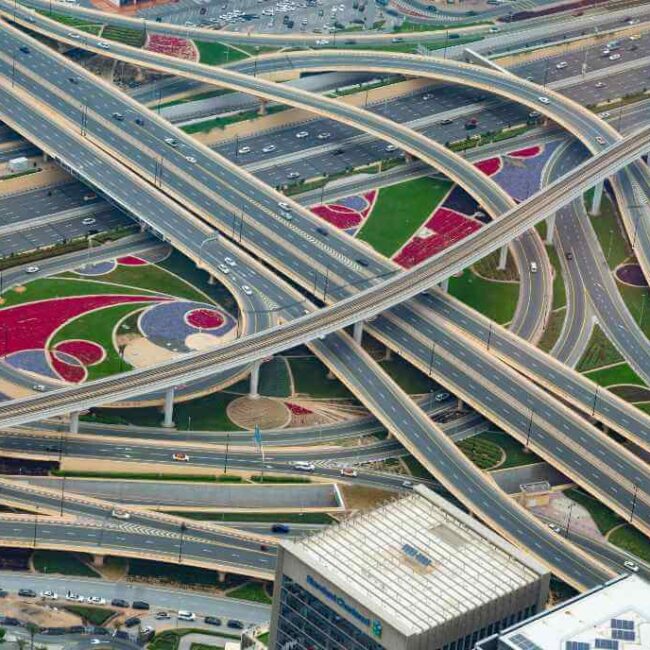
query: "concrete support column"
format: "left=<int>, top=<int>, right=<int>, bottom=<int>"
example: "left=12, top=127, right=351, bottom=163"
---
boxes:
left=384, top=347, right=392, bottom=361
left=258, top=99, right=267, bottom=116
left=456, top=398, right=464, bottom=412
left=69, top=411, right=79, bottom=435
left=353, top=320, right=364, bottom=345
left=217, top=571, right=227, bottom=583
left=545, top=213, right=556, bottom=245
left=250, top=361, right=261, bottom=399
left=207, top=275, right=216, bottom=285
left=439, top=277, right=449, bottom=293
left=43, top=153, right=49, bottom=163
left=590, top=181, right=604, bottom=216
left=162, top=387, right=175, bottom=428
left=497, top=244, right=508, bottom=270
left=91, top=554, right=105, bottom=568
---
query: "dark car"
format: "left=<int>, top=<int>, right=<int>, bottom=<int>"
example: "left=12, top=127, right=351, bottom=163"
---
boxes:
left=134, top=118, right=144, bottom=126
left=316, top=227, right=329, bottom=236
left=18, top=589, right=36, bottom=597
left=356, top=258, right=369, bottom=267
left=124, top=617, right=141, bottom=628
left=227, top=619, right=244, bottom=630
left=204, top=616, right=222, bottom=627
left=333, top=148, right=345, bottom=155
left=68, top=77, right=78, bottom=84
left=111, top=598, right=129, bottom=608
left=565, top=251, right=573, bottom=260
left=113, top=631, right=130, bottom=640
left=0, top=589, right=8, bottom=598
left=271, top=523, right=290, bottom=534
left=132, top=601, right=149, bottom=610
left=68, top=626, right=85, bottom=634
left=19, top=45, right=30, bottom=54
left=2, top=618, right=21, bottom=627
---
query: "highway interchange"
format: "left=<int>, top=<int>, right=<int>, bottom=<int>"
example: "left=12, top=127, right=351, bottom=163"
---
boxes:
left=0, top=0, right=647, bottom=606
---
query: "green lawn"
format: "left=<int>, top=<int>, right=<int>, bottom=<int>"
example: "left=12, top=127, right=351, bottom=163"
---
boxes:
left=618, top=282, right=650, bottom=340
left=289, top=356, right=354, bottom=399
left=457, top=436, right=502, bottom=470
left=258, top=356, right=291, bottom=398
left=538, top=309, right=566, bottom=353
left=449, top=268, right=520, bottom=325
left=479, top=430, right=541, bottom=469
left=169, top=511, right=333, bottom=524
left=257, top=632, right=269, bottom=647
left=227, top=581, right=272, bottom=604
left=584, top=362, right=646, bottom=388
left=588, top=194, right=629, bottom=269
left=182, top=106, right=287, bottom=135
left=609, top=525, right=650, bottom=563
left=379, top=354, right=433, bottom=394
left=54, top=470, right=241, bottom=482
left=356, top=176, right=452, bottom=257
left=101, top=25, right=145, bottom=47
left=195, top=41, right=250, bottom=65
left=564, top=487, right=623, bottom=535
left=129, top=560, right=232, bottom=589
left=546, top=245, right=567, bottom=310
left=38, top=9, right=103, bottom=33
left=33, top=551, right=99, bottom=577
left=576, top=326, right=624, bottom=373
left=190, top=644, right=223, bottom=650
left=151, top=629, right=238, bottom=650
left=63, top=605, right=116, bottom=626
left=394, top=19, right=491, bottom=32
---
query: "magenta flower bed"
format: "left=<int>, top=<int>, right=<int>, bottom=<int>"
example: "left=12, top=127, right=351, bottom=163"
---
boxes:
left=117, top=255, right=148, bottom=267
left=54, top=339, right=105, bottom=366
left=146, top=34, right=196, bottom=61
left=507, top=146, right=541, bottom=159
left=185, top=308, right=225, bottom=329
left=285, top=402, right=313, bottom=415
left=474, top=157, right=502, bottom=176
left=311, top=190, right=377, bottom=230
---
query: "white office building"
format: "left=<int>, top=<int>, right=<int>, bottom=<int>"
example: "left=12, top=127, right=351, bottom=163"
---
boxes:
left=268, top=485, right=550, bottom=650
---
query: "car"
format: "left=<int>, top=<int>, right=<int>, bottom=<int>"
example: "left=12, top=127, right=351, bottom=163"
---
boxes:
left=317, top=132, right=331, bottom=140
left=278, top=201, right=290, bottom=211
left=164, top=137, right=178, bottom=147
left=83, top=192, right=97, bottom=201
left=287, top=171, right=301, bottom=179
left=238, top=146, right=251, bottom=154
left=262, top=144, right=276, bottom=153
left=555, top=61, right=568, bottom=70
left=134, top=117, right=144, bottom=126
left=623, top=560, right=639, bottom=573
left=87, top=596, right=106, bottom=605
left=601, top=49, right=611, bottom=56
left=315, top=227, right=328, bottom=236
left=26, top=266, right=40, bottom=274
left=356, top=258, right=369, bottom=267
left=528, top=111, right=541, bottom=119
left=224, top=257, right=236, bottom=267
left=530, top=261, right=538, bottom=273
left=241, top=285, right=253, bottom=296
left=548, top=523, right=562, bottom=533
left=281, top=211, right=293, bottom=221
left=178, top=611, right=196, bottom=622
left=272, top=523, right=290, bottom=534
left=19, top=589, right=37, bottom=597
left=25, top=15, right=36, bottom=22
left=155, top=612, right=171, bottom=620
left=440, top=118, right=453, bottom=125
left=185, top=156, right=197, bottom=163
left=565, top=251, right=573, bottom=261
left=595, top=136, right=606, bottom=145
left=609, top=53, right=621, bottom=61
left=434, top=392, right=450, bottom=402
left=218, top=263, right=230, bottom=274
left=82, top=218, right=96, bottom=226
left=385, top=144, right=397, bottom=152
left=69, top=33, right=81, bottom=40
left=204, top=616, right=222, bottom=626
left=172, top=453, right=190, bottom=462
left=227, top=620, right=244, bottom=630
left=630, top=34, right=641, bottom=40
left=40, top=591, right=58, bottom=600
left=598, top=112, right=610, bottom=119
left=113, top=631, right=130, bottom=640
left=111, top=508, right=130, bottom=520
left=124, top=617, right=141, bottom=628
left=293, top=461, right=315, bottom=472
left=340, top=467, right=357, bottom=477
left=595, top=82, right=606, bottom=89
left=66, top=592, right=84, bottom=602
left=537, top=96, right=550, bottom=104
left=111, top=599, right=129, bottom=608
left=18, top=45, right=31, bottom=54
left=333, top=148, right=345, bottom=155
left=97, top=41, right=110, bottom=49
left=139, top=628, right=155, bottom=643
left=32, top=384, right=46, bottom=392
left=132, top=601, right=150, bottom=610
left=401, top=480, right=413, bottom=489
left=627, top=17, right=639, bottom=24
left=260, top=543, right=270, bottom=551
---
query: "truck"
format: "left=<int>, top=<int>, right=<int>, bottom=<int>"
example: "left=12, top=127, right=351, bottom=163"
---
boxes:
left=8, top=156, right=30, bottom=174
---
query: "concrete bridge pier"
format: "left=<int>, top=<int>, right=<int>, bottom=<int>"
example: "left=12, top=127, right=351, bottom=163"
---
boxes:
left=91, top=554, right=105, bottom=568
left=353, top=320, right=364, bottom=345
left=497, top=244, right=508, bottom=270
left=590, top=181, right=604, bottom=216
left=162, top=387, right=175, bottom=428
left=439, top=277, right=449, bottom=293
left=258, top=99, right=267, bottom=116
left=207, top=275, right=216, bottom=285
left=250, top=361, right=261, bottom=399
left=545, top=213, right=556, bottom=245
left=69, top=411, right=79, bottom=435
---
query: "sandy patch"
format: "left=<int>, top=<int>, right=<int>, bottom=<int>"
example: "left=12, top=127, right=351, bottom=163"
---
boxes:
left=122, top=336, right=178, bottom=368
left=0, top=598, right=82, bottom=627
left=185, top=332, right=223, bottom=351
left=227, top=396, right=291, bottom=430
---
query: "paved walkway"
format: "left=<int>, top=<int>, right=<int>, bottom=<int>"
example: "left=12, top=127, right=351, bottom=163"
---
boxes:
left=178, top=632, right=238, bottom=650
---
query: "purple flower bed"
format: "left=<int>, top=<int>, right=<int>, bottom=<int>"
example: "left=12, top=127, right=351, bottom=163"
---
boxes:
left=616, top=263, right=648, bottom=287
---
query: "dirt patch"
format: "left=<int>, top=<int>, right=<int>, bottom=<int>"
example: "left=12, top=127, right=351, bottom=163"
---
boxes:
left=0, top=597, right=82, bottom=627
left=227, top=396, right=291, bottom=430
left=340, top=485, right=394, bottom=512
left=609, top=385, right=650, bottom=403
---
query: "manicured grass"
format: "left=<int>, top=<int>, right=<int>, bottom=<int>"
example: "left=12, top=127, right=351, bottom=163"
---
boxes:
left=289, top=356, right=354, bottom=399
left=151, top=629, right=239, bottom=650
left=356, top=177, right=452, bottom=257
left=379, top=354, right=433, bottom=394
left=538, top=308, right=566, bottom=353
left=584, top=362, right=646, bottom=388
left=170, top=511, right=333, bottom=524
left=38, top=9, right=103, bottom=33
left=182, top=106, right=287, bottom=135
left=546, top=245, right=567, bottom=310
left=250, top=475, right=310, bottom=484
left=101, top=25, right=145, bottom=47
left=53, top=470, right=241, bottom=482
left=457, top=436, right=502, bottom=470
left=449, top=269, right=520, bottom=325
left=227, top=581, right=272, bottom=604
left=63, top=605, right=116, bottom=626
left=33, top=550, right=99, bottom=577
left=190, top=644, right=223, bottom=650
left=588, top=194, right=629, bottom=269
left=473, top=249, right=519, bottom=282
left=479, top=430, right=541, bottom=469
left=576, top=325, right=623, bottom=373
left=394, top=19, right=491, bottom=32
left=88, top=391, right=243, bottom=431
left=129, top=560, right=226, bottom=588
left=618, top=282, right=650, bottom=340
left=609, top=525, right=650, bottom=563
left=195, top=40, right=250, bottom=65
left=258, top=356, right=291, bottom=398
left=157, top=88, right=231, bottom=110
left=257, top=632, right=269, bottom=646
left=564, top=487, right=623, bottom=535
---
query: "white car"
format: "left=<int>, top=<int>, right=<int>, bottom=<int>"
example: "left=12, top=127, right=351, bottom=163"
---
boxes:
left=82, top=217, right=96, bottom=226
left=97, top=41, right=110, bottom=49
left=401, top=480, right=413, bottom=488
left=164, top=137, right=178, bottom=147
left=178, top=611, right=196, bottom=621
left=434, top=392, right=450, bottom=402
left=537, top=96, right=550, bottom=104
left=595, top=82, right=606, bottom=88
left=111, top=509, right=130, bottom=520
left=224, top=257, right=236, bottom=267
left=278, top=201, right=290, bottom=211
left=555, top=61, right=567, bottom=69
left=185, top=156, right=197, bottom=163
left=87, top=596, right=106, bottom=605
left=623, top=560, right=639, bottom=573
left=262, top=144, right=276, bottom=153
left=281, top=211, right=293, bottom=221
left=295, top=131, right=309, bottom=138
left=241, top=285, right=253, bottom=296
left=26, top=266, right=40, bottom=274
left=66, top=592, right=85, bottom=602
left=609, top=53, right=621, bottom=61
left=40, top=591, right=58, bottom=600
left=598, top=111, right=610, bottom=118
left=218, top=264, right=230, bottom=274
left=287, top=171, right=300, bottom=179
left=237, top=146, right=251, bottom=154
left=293, top=461, right=315, bottom=472
left=317, top=132, right=331, bottom=139
left=595, top=136, right=606, bottom=145
left=340, top=467, right=358, bottom=478
left=630, top=34, right=641, bottom=40
left=155, top=612, right=171, bottom=620
left=548, top=523, right=562, bottom=534
left=385, top=144, right=397, bottom=152
left=32, top=384, right=46, bottom=392
left=69, top=33, right=81, bottom=40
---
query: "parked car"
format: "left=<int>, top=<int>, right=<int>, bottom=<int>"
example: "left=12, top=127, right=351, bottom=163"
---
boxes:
left=111, top=599, right=129, bottom=608
left=227, top=620, right=244, bottom=630
left=124, top=617, right=141, bottom=628
left=340, top=467, right=358, bottom=478
left=132, top=601, right=150, bottom=610
left=19, top=589, right=37, bottom=598
left=204, top=616, right=222, bottom=626
left=172, top=453, right=190, bottom=462
left=178, top=611, right=196, bottom=622
left=271, top=523, right=290, bottom=534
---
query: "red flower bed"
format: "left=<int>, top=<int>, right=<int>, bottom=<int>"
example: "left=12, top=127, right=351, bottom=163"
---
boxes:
left=54, top=339, right=105, bottom=366
left=508, top=146, right=541, bottom=159
left=117, top=256, right=147, bottom=266
left=146, top=34, right=197, bottom=61
left=285, top=402, right=313, bottom=415
left=186, top=308, right=225, bottom=329
left=50, top=353, right=86, bottom=383
left=474, top=157, right=502, bottom=176
left=394, top=208, right=481, bottom=269
left=311, top=204, right=362, bottom=229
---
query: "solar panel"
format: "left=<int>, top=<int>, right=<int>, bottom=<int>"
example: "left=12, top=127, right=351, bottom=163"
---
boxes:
left=565, top=642, right=590, bottom=650
left=611, top=620, right=634, bottom=631
left=508, top=634, right=545, bottom=650
left=595, top=640, right=618, bottom=649
left=612, top=631, right=635, bottom=642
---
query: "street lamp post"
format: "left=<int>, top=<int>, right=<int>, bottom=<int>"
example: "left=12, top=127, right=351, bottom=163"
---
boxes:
left=525, top=410, right=534, bottom=449
left=59, top=476, right=66, bottom=517
left=224, top=433, right=230, bottom=474
left=178, top=522, right=187, bottom=563
left=630, top=484, right=638, bottom=523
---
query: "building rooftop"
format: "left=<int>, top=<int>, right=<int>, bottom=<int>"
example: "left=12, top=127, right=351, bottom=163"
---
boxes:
left=500, top=574, right=650, bottom=650
left=285, top=486, right=547, bottom=637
